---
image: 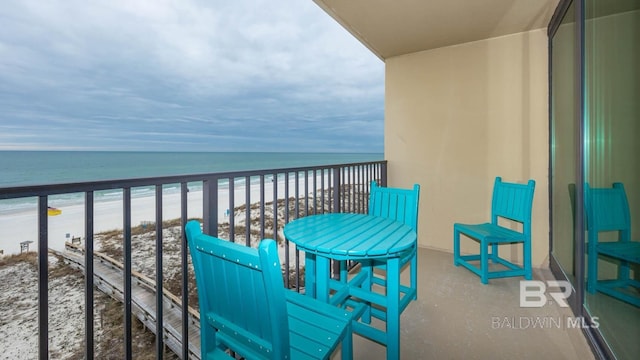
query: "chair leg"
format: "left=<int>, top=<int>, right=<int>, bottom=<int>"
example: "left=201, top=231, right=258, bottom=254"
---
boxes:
left=524, top=240, right=532, bottom=280
left=619, top=260, right=630, bottom=283
left=453, top=229, right=461, bottom=266
left=480, top=240, right=489, bottom=284
left=386, top=257, right=401, bottom=360
left=201, top=322, right=219, bottom=357
left=410, top=253, right=417, bottom=301
left=587, top=241, right=597, bottom=293
left=340, top=323, right=353, bottom=360
left=491, top=243, right=499, bottom=263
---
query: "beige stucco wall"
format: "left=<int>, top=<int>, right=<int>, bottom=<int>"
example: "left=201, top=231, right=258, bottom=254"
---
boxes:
left=385, top=29, right=550, bottom=268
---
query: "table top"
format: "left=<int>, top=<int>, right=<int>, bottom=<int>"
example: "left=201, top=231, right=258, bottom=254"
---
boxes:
left=283, top=213, right=416, bottom=261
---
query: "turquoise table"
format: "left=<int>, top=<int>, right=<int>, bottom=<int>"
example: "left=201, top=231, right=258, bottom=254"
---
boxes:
left=284, top=213, right=417, bottom=359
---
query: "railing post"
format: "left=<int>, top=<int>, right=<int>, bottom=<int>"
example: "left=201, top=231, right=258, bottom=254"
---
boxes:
left=180, top=182, right=189, bottom=360
left=245, top=176, right=251, bottom=246
left=154, top=185, right=164, bottom=359
left=38, top=196, right=48, bottom=360
left=203, top=178, right=219, bottom=236
left=313, top=170, right=318, bottom=214
left=273, top=172, right=278, bottom=239
left=229, top=177, right=235, bottom=241
left=85, top=191, right=95, bottom=360
left=123, top=188, right=132, bottom=360
left=260, top=174, right=265, bottom=239
left=332, top=167, right=341, bottom=213
left=330, top=168, right=342, bottom=278
left=381, top=162, right=388, bottom=187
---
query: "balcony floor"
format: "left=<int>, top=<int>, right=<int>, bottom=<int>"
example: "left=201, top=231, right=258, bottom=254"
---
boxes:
left=345, top=247, right=594, bottom=359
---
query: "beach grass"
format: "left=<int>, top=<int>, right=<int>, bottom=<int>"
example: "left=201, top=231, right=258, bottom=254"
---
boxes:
left=0, top=251, right=37, bottom=268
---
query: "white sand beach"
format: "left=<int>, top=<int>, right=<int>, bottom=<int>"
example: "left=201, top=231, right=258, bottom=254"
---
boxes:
left=0, top=252, right=179, bottom=359
left=1, top=189, right=208, bottom=255
left=0, top=254, right=102, bottom=359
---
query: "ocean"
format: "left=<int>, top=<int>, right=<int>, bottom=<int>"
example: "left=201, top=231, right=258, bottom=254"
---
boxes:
left=0, top=151, right=383, bottom=214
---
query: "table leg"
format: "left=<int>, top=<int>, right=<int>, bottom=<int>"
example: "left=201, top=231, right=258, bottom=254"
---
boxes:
left=361, top=259, right=372, bottom=323
left=305, top=252, right=316, bottom=298
left=387, top=257, right=400, bottom=359
left=316, top=256, right=330, bottom=303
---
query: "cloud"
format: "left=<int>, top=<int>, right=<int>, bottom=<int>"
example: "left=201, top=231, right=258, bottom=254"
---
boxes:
left=0, top=0, right=384, bottom=152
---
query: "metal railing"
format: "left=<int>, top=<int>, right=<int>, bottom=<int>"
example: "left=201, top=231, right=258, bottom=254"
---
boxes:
left=0, top=160, right=386, bottom=360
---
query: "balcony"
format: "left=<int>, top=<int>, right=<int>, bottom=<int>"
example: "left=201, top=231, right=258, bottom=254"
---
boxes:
left=0, top=160, right=593, bottom=359
left=355, top=247, right=593, bottom=359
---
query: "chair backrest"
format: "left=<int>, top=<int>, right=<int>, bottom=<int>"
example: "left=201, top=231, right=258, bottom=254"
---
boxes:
left=584, top=183, right=631, bottom=241
left=490, top=177, right=536, bottom=236
left=186, top=220, right=290, bottom=360
left=369, top=181, right=420, bottom=231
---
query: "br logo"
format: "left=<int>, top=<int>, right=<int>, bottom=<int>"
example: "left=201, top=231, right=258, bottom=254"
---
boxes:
left=519, top=280, right=571, bottom=308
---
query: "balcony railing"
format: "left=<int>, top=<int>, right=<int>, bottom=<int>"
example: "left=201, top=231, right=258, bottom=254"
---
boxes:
left=0, top=160, right=386, bottom=359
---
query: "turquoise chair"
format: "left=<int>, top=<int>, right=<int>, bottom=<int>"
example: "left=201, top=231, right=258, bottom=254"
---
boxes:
left=585, top=183, right=640, bottom=307
left=186, top=221, right=353, bottom=360
left=346, top=181, right=420, bottom=319
left=453, top=177, right=536, bottom=284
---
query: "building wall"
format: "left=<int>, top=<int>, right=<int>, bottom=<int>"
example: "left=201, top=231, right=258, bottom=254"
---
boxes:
left=385, top=29, right=550, bottom=267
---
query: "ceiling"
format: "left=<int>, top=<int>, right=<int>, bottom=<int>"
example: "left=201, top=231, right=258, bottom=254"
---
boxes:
left=313, top=0, right=561, bottom=60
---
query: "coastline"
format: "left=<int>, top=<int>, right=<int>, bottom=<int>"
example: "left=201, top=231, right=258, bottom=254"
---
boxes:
left=0, top=173, right=313, bottom=255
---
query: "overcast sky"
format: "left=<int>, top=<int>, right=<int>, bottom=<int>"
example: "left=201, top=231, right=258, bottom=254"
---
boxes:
left=0, top=0, right=384, bottom=153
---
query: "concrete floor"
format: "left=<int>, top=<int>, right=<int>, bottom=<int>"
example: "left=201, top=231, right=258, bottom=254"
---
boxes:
left=343, top=247, right=595, bottom=360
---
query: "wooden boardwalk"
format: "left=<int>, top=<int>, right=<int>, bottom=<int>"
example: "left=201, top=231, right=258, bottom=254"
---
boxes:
left=53, top=243, right=201, bottom=359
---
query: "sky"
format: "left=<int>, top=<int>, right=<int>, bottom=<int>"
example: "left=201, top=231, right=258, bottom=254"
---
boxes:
left=0, top=0, right=384, bottom=153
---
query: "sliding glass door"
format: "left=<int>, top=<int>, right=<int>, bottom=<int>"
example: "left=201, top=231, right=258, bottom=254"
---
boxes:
left=583, top=1, right=640, bottom=359
left=550, top=1, right=640, bottom=359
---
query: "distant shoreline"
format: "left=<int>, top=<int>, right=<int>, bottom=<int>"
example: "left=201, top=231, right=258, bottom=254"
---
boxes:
left=0, top=175, right=341, bottom=256
left=0, top=151, right=383, bottom=188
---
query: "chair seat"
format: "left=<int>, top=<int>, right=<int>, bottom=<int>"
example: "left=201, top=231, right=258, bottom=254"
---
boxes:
left=286, top=291, right=352, bottom=360
left=596, top=241, right=640, bottom=263
left=454, top=222, right=526, bottom=243
left=203, top=291, right=351, bottom=360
